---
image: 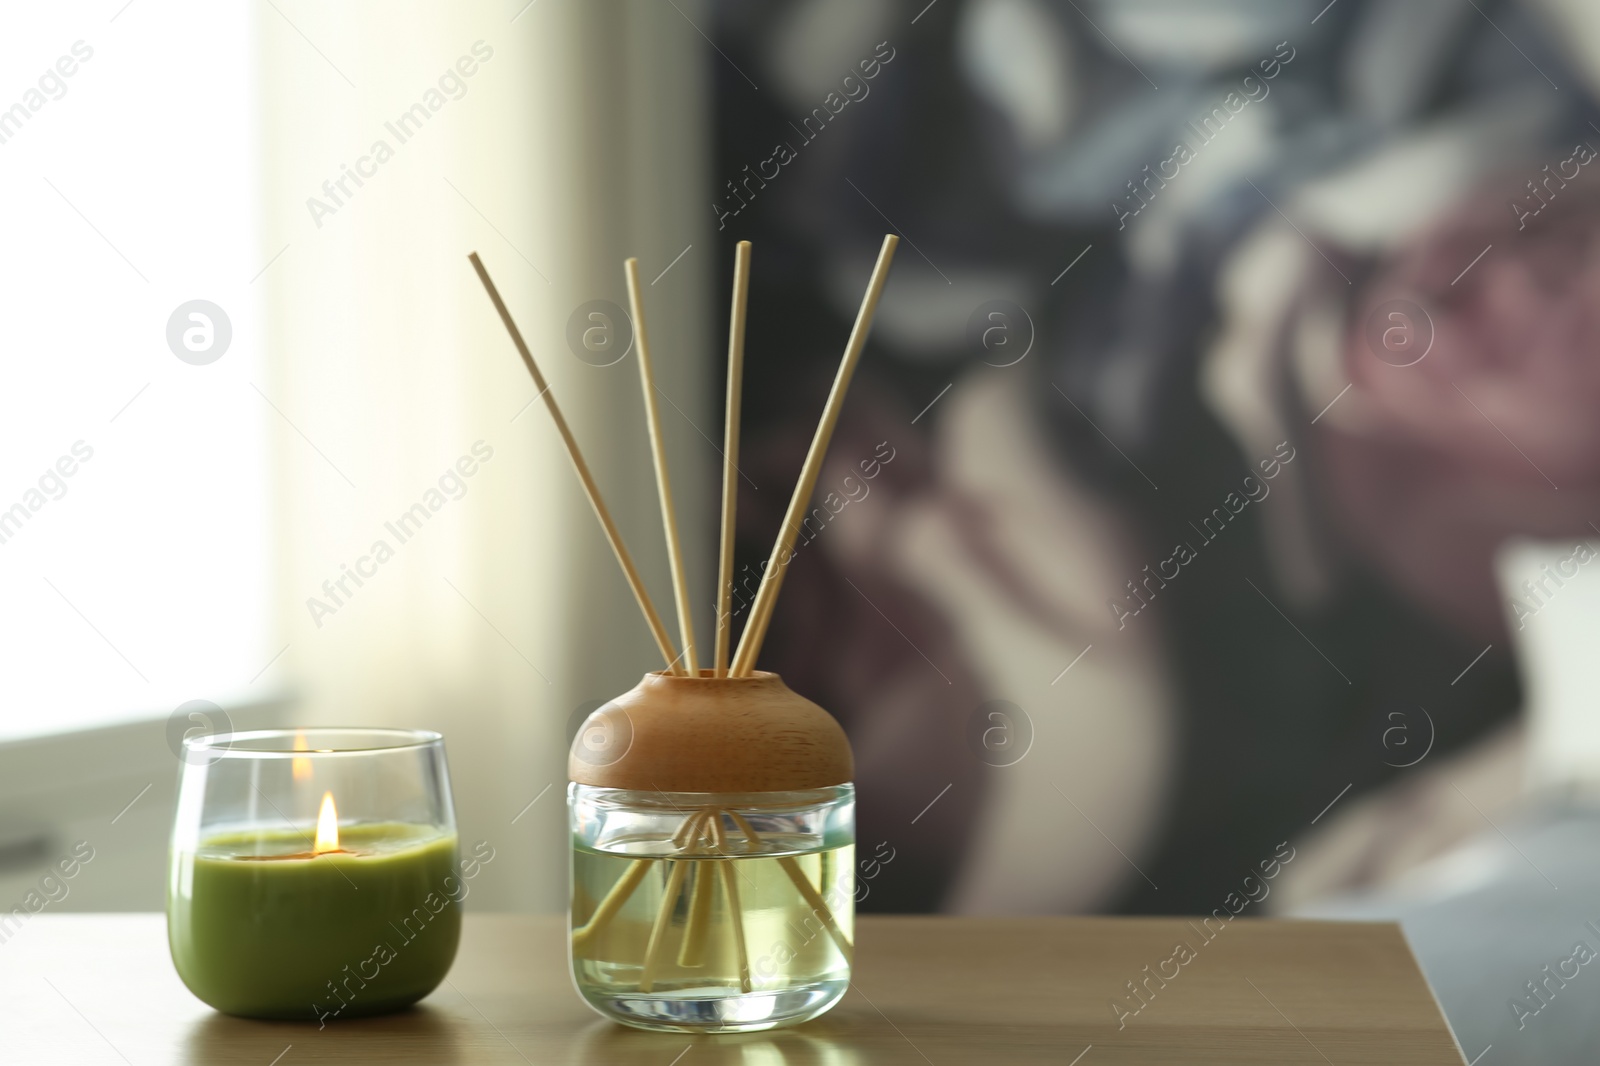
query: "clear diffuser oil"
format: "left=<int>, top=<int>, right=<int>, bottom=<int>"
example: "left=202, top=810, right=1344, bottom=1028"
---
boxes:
left=568, top=785, right=855, bottom=1033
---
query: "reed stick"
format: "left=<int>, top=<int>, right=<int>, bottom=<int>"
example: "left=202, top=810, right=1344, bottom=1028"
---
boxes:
left=671, top=806, right=715, bottom=848
left=468, top=252, right=684, bottom=675
left=677, top=854, right=718, bottom=968
left=710, top=814, right=752, bottom=994
left=729, top=235, right=899, bottom=676
left=569, top=857, right=651, bottom=953
left=638, top=857, right=691, bottom=992
left=676, top=808, right=719, bottom=968
left=624, top=258, right=699, bottom=676
left=570, top=808, right=711, bottom=952
left=725, top=810, right=852, bottom=959
left=714, top=241, right=752, bottom=677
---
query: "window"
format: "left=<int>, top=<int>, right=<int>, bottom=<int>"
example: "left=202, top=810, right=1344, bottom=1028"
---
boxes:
left=0, top=3, right=269, bottom=741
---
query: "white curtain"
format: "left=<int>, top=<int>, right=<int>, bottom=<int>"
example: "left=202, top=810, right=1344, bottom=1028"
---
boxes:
left=259, top=0, right=712, bottom=909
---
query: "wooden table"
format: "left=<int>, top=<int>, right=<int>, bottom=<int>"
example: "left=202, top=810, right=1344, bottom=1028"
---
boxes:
left=3, top=915, right=1464, bottom=1064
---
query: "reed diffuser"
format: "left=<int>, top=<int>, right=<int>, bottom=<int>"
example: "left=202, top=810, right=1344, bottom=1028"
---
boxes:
left=470, top=234, right=898, bottom=1032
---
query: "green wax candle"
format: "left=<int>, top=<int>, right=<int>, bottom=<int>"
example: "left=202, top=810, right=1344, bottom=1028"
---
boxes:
left=168, top=823, right=461, bottom=1021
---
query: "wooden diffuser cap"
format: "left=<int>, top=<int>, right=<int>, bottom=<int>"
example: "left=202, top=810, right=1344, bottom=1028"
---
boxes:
left=568, top=670, right=853, bottom=792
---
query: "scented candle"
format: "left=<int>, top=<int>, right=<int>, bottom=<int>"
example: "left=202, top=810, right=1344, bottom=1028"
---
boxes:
left=167, top=729, right=461, bottom=1021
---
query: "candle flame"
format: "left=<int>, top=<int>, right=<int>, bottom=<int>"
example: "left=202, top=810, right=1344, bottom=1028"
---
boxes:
left=292, top=732, right=312, bottom=782
left=313, top=791, right=339, bottom=854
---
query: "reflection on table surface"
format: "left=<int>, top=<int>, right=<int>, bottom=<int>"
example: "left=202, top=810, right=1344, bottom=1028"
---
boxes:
left=570, top=1021, right=865, bottom=1065
left=180, top=1000, right=865, bottom=1066
left=182, top=1006, right=467, bottom=1066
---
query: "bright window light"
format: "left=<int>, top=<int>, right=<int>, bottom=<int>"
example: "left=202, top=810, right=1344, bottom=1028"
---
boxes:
left=0, top=3, right=269, bottom=741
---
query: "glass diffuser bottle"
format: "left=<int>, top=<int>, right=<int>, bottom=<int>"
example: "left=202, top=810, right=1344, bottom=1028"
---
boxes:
left=469, top=235, right=898, bottom=1034
left=568, top=670, right=855, bottom=1033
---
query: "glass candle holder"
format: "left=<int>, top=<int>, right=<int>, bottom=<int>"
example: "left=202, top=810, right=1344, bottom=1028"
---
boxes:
left=567, top=671, right=856, bottom=1033
left=168, top=728, right=461, bottom=1022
